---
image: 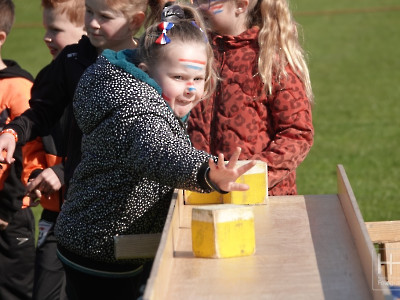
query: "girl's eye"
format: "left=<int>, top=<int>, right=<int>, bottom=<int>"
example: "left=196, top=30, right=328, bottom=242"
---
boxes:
left=173, top=76, right=183, bottom=80
left=194, top=77, right=205, bottom=81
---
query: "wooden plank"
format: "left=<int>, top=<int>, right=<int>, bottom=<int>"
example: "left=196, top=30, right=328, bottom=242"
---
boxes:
left=114, top=234, right=161, bottom=259
left=366, top=221, right=400, bottom=243
left=145, top=192, right=385, bottom=299
left=336, top=164, right=392, bottom=299
left=142, top=166, right=392, bottom=299
left=381, top=241, right=400, bottom=286
left=142, top=191, right=179, bottom=300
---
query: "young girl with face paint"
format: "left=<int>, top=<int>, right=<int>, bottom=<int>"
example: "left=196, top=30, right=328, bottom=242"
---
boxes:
left=54, top=3, right=256, bottom=299
left=189, top=0, right=314, bottom=196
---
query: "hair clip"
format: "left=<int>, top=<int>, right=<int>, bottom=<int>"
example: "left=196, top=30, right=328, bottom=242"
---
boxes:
left=155, top=22, right=174, bottom=44
left=191, top=21, right=208, bottom=42
left=161, top=4, right=185, bottom=22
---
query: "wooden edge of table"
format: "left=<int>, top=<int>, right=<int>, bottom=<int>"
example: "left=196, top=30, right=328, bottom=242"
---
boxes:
left=336, top=165, right=393, bottom=300
left=130, top=165, right=395, bottom=299
left=142, top=190, right=179, bottom=300
left=366, top=221, right=400, bottom=243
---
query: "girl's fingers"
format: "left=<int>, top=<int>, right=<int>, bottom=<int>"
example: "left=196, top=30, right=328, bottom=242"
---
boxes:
left=217, top=153, right=225, bottom=168
left=236, top=160, right=257, bottom=175
left=208, top=158, right=216, bottom=171
left=226, top=147, right=241, bottom=168
left=229, top=182, right=249, bottom=191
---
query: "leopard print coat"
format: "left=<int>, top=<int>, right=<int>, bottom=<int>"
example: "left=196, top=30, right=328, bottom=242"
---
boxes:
left=188, top=27, right=314, bottom=195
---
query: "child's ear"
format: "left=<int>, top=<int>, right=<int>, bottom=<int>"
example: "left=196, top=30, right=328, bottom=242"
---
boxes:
left=236, top=0, right=249, bottom=14
left=130, top=11, right=146, bottom=31
left=0, top=31, right=7, bottom=47
left=138, top=62, right=149, bottom=72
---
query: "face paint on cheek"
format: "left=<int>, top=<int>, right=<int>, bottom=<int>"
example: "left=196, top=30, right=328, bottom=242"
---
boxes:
left=178, top=59, right=206, bottom=71
left=162, top=93, right=172, bottom=102
left=210, top=4, right=223, bottom=14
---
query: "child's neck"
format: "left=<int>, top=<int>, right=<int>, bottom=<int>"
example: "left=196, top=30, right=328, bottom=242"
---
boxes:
left=0, top=58, right=6, bottom=71
left=97, top=38, right=138, bottom=55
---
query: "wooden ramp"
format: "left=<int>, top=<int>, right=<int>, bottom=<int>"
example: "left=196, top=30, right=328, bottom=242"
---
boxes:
left=138, top=165, right=393, bottom=299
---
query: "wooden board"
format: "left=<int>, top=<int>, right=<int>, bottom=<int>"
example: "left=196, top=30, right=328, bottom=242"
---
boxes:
left=366, top=221, right=400, bottom=286
left=141, top=165, right=393, bottom=299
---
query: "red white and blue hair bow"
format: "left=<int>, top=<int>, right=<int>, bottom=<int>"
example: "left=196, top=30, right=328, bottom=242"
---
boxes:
left=155, top=22, right=174, bottom=45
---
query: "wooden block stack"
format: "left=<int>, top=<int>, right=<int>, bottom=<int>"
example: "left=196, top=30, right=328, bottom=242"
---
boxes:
left=223, top=160, right=267, bottom=205
left=191, top=204, right=256, bottom=258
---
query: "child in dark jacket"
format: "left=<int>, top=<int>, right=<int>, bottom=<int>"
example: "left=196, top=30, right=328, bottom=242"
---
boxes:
left=55, top=4, right=255, bottom=299
left=21, top=1, right=86, bottom=299
left=0, top=0, right=161, bottom=195
left=0, top=0, right=35, bottom=299
left=189, top=0, right=314, bottom=195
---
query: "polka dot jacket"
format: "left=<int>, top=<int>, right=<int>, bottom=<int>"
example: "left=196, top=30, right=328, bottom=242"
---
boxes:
left=55, top=49, right=213, bottom=267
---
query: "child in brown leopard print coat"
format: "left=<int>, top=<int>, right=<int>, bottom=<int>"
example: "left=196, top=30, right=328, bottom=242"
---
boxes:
left=189, top=0, right=314, bottom=195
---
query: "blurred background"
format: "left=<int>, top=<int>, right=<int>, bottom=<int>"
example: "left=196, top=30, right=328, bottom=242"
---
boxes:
left=3, top=0, right=400, bottom=222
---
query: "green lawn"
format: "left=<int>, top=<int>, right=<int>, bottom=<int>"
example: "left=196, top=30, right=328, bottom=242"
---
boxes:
left=3, top=0, right=400, bottom=223
left=292, top=2, right=400, bottom=221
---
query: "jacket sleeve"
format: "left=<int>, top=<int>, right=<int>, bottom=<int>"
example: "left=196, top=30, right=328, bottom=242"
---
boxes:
left=4, top=55, right=72, bottom=146
left=21, top=137, right=47, bottom=185
left=253, top=66, right=314, bottom=189
left=0, top=78, right=32, bottom=222
left=21, top=137, right=65, bottom=208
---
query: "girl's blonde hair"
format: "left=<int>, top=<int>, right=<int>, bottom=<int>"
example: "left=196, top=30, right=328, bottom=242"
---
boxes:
left=41, top=0, right=85, bottom=26
left=246, top=0, right=313, bottom=103
left=105, top=0, right=160, bottom=28
left=138, top=3, right=217, bottom=100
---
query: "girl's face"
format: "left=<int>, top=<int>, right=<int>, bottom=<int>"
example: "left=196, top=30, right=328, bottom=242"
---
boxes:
left=42, top=7, right=85, bottom=59
left=85, top=0, right=137, bottom=52
left=144, top=41, right=208, bottom=118
left=197, top=0, right=247, bottom=36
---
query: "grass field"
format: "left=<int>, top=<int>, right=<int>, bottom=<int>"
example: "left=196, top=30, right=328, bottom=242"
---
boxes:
left=3, top=0, right=400, bottom=223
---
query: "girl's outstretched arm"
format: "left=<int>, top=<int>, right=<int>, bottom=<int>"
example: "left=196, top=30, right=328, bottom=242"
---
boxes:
left=208, top=147, right=256, bottom=192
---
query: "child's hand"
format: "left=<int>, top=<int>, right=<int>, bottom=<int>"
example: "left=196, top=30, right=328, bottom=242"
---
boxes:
left=0, top=133, right=16, bottom=164
left=208, top=147, right=256, bottom=192
left=26, top=168, right=62, bottom=198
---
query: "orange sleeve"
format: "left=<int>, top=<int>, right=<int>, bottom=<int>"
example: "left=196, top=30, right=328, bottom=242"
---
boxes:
left=9, top=78, right=32, bottom=119
left=21, top=137, right=47, bottom=185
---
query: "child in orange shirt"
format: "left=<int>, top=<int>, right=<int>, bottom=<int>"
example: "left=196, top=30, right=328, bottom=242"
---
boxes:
left=21, top=1, right=85, bottom=298
left=0, top=0, right=35, bottom=299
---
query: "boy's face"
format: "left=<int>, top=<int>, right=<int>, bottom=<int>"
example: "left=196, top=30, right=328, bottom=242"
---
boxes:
left=146, top=41, right=207, bottom=118
left=43, top=7, right=85, bottom=59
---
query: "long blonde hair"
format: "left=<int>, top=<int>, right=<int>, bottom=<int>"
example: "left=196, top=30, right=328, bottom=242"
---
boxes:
left=246, top=0, right=313, bottom=103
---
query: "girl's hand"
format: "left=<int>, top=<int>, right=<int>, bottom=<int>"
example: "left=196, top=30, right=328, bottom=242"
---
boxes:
left=208, top=147, right=256, bottom=192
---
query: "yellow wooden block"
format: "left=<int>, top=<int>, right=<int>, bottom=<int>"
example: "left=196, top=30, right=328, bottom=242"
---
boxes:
left=184, top=190, right=223, bottom=205
left=191, top=205, right=255, bottom=258
left=223, top=160, right=268, bottom=204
